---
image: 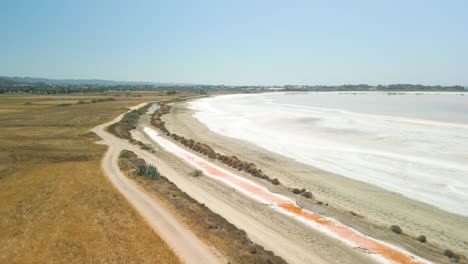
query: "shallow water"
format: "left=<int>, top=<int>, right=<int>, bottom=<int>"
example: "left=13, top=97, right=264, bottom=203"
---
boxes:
left=189, top=92, right=468, bottom=216
left=147, top=103, right=159, bottom=114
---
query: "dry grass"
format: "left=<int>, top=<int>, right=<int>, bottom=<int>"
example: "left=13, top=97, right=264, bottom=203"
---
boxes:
left=0, top=93, right=184, bottom=263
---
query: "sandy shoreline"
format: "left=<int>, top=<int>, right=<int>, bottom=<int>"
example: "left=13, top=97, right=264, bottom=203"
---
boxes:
left=135, top=111, right=373, bottom=263
left=161, top=100, right=468, bottom=261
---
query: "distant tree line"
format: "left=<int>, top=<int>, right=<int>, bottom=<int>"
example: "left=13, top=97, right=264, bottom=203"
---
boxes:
left=0, top=77, right=220, bottom=94
left=0, top=83, right=218, bottom=94
left=0, top=77, right=464, bottom=94
left=376, top=84, right=464, bottom=91
left=283, top=84, right=465, bottom=91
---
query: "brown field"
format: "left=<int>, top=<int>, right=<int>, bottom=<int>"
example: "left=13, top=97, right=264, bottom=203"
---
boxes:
left=0, top=93, right=187, bottom=263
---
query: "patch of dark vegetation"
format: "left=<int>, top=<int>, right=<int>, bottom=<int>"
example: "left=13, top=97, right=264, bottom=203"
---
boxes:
left=390, top=225, right=402, bottom=234
left=119, top=149, right=134, bottom=159
left=443, top=249, right=460, bottom=261
left=118, top=149, right=287, bottom=264
left=190, top=169, right=203, bottom=177
left=119, top=150, right=159, bottom=179
left=118, top=150, right=145, bottom=170
left=91, top=97, right=115, bottom=103
left=444, top=249, right=455, bottom=258
left=136, top=164, right=160, bottom=179
left=125, top=93, right=142, bottom=97
left=128, top=139, right=153, bottom=151
left=76, top=98, right=115, bottom=104
left=291, top=188, right=313, bottom=199
left=416, top=235, right=427, bottom=243
left=57, top=103, right=72, bottom=107
left=108, top=103, right=151, bottom=139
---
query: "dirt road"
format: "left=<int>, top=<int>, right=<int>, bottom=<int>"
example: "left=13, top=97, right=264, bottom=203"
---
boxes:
left=92, top=103, right=221, bottom=264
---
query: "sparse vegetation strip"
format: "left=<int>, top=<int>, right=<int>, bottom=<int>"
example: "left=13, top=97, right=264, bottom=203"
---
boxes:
left=107, top=103, right=151, bottom=139
left=118, top=150, right=287, bottom=264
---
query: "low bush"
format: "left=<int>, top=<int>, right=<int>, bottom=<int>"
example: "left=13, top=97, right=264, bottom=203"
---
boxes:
left=303, top=191, right=313, bottom=199
left=390, top=225, right=402, bottom=234
left=443, top=249, right=458, bottom=260
left=249, top=246, right=257, bottom=254
left=292, top=188, right=301, bottom=194
left=271, top=178, right=280, bottom=185
left=119, top=150, right=131, bottom=158
left=416, top=235, right=427, bottom=243
left=190, top=170, right=203, bottom=177
left=140, top=144, right=152, bottom=151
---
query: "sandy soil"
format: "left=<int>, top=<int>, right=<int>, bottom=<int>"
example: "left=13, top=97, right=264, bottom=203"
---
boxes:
left=158, top=101, right=468, bottom=263
left=131, top=117, right=376, bottom=263
left=92, top=103, right=221, bottom=264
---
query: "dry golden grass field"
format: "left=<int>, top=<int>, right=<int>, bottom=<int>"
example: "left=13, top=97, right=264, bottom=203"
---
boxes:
left=0, top=92, right=187, bottom=264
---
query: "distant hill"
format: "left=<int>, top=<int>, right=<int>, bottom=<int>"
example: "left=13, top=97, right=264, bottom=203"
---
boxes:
left=0, top=76, right=200, bottom=86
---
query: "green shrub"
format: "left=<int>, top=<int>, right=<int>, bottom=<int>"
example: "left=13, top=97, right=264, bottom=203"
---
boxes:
left=146, top=165, right=159, bottom=179
left=136, top=164, right=160, bottom=179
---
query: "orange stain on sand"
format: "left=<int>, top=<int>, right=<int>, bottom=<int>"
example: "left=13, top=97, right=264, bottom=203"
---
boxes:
left=144, top=127, right=430, bottom=264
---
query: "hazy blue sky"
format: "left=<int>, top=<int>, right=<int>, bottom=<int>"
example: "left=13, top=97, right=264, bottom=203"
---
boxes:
left=1, top=0, right=467, bottom=85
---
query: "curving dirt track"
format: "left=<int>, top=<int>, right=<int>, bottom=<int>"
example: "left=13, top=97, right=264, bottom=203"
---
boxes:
left=92, top=103, right=221, bottom=264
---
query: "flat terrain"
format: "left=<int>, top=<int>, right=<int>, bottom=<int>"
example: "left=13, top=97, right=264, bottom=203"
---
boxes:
left=0, top=93, right=182, bottom=263
left=131, top=112, right=375, bottom=264
left=158, top=101, right=468, bottom=263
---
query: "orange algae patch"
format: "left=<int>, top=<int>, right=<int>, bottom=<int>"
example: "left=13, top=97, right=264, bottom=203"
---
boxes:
left=278, top=202, right=424, bottom=264
left=144, top=127, right=430, bottom=264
